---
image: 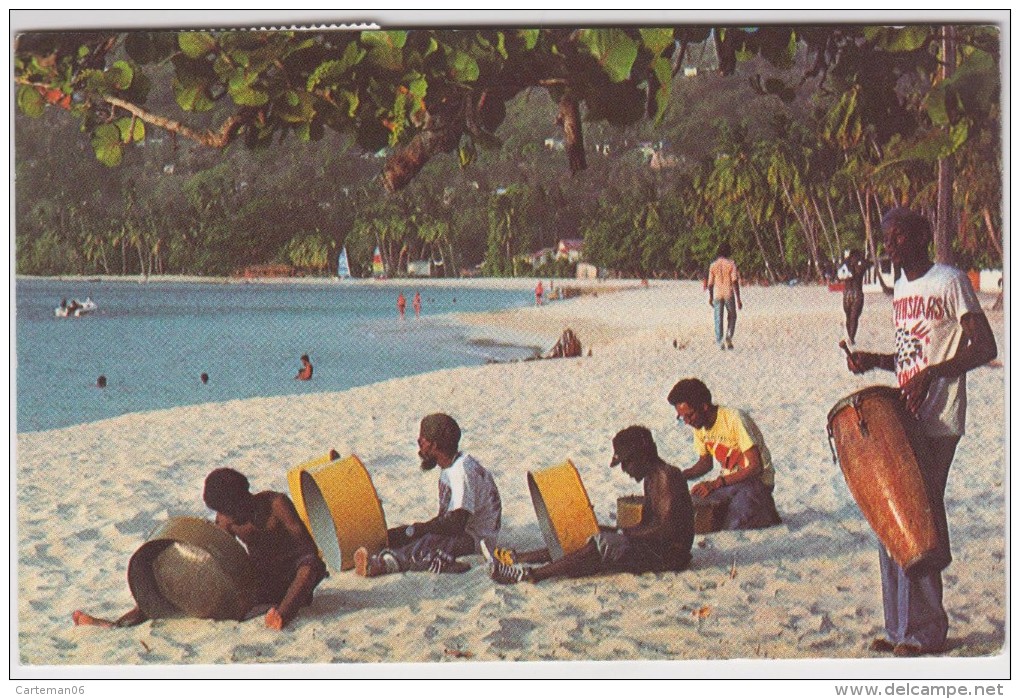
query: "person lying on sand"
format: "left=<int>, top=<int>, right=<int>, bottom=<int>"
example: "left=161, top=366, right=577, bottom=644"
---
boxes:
left=73, top=468, right=328, bottom=631
left=484, top=426, right=694, bottom=584
left=668, top=378, right=782, bottom=530
left=354, top=413, right=502, bottom=577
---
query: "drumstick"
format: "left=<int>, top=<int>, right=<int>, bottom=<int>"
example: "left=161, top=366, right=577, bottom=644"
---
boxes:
left=838, top=340, right=852, bottom=358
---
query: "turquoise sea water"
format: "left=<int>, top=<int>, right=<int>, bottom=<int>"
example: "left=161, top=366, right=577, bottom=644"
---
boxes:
left=14, top=279, right=537, bottom=433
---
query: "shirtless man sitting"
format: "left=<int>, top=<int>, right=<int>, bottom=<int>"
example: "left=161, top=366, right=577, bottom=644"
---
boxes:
left=484, top=426, right=694, bottom=584
left=72, top=468, right=328, bottom=631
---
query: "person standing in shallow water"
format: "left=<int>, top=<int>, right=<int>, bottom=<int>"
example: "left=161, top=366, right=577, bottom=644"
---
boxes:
left=413, top=291, right=422, bottom=318
left=845, top=207, right=996, bottom=658
left=295, top=354, right=312, bottom=381
left=397, top=292, right=407, bottom=319
left=707, top=242, right=742, bottom=350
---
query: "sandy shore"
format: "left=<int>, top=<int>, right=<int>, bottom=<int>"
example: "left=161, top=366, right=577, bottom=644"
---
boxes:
left=14, top=280, right=1007, bottom=676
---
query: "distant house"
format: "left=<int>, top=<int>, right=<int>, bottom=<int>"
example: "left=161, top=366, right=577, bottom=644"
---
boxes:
left=407, top=260, right=433, bottom=277
left=528, top=247, right=557, bottom=269
left=557, top=239, right=584, bottom=262
left=683, top=66, right=698, bottom=78
left=576, top=262, right=600, bottom=280
left=544, top=137, right=565, bottom=151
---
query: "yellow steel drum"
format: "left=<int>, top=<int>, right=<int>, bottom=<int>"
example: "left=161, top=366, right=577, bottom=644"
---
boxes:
left=527, top=460, right=599, bottom=560
left=616, top=495, right=644, bottom=529
left=127, top=516, right=259, bottom=621
left=288, top=453, right=388, bottom=572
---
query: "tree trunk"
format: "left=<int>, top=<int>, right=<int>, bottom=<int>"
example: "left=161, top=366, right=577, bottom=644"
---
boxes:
left=811, top=194, right=836, bottom=263
left=981, top=207, right=1002, bottom=258
left=855, top=186, right=893, bottom=293
left=935, top=25, right=957, bottom=266
left=825, top=193, right=843, bottom=254
left=383, top=97, right=465, bottom=193
left=556, top=92, right=587, bottom=174
left=744, top=199, right=776, bottom=282
left=772, top=218, right=786, bottom=269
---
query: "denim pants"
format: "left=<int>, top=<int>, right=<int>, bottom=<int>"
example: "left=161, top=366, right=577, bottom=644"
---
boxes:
left=877, top=435, right=959, bottom=651
left=702, top=477, right=781, bottom=530
left=713, top=296, right=737, bottom=344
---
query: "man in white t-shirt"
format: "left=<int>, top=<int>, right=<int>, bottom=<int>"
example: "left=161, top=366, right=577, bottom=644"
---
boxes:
left=846, top=207, right=997, bottom=657
left=354, top=413, right=502, bottom=576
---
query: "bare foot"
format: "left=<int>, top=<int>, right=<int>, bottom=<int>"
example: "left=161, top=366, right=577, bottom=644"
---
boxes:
left=265, top=607, right=284, bottom=631
left=72, top=610, right=115, bottom=628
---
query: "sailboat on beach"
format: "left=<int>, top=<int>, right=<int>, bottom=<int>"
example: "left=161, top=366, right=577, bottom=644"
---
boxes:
left=337, top=247, right=352, bottom=280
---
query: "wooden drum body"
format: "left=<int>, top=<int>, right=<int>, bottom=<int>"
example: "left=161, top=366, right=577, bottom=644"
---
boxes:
left=528, top=460, right=599, bottom=560
left=288, top=453, right=388, bottom=572
left=827, top=386, right=938, bottom=573
left=127, top=516, right=259, bottom=621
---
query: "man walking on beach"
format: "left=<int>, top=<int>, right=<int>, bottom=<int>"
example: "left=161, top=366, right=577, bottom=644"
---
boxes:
left=73, top=468, right=328, bottom=631
left=707, top=242, right=742, bottom=349
left=355, top=413, right=502, bottom=576
left=668, top=378, right=781, bottom=530
left=845, top=207, right=996, bottom=657
left=484, top=426, right=694, bottom=584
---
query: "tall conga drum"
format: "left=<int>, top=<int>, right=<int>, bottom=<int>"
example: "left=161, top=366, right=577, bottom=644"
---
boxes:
left=127, top=516, right=259, bottom=621
left=528, top=460, right=600, bottom=560
left=288, top=453, right=388, bottom=572
left=827, top=386, right=938, bottom=573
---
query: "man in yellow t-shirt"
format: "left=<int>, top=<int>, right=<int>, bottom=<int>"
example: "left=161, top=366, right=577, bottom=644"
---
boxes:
left=667, top=378, right=781, bottom=530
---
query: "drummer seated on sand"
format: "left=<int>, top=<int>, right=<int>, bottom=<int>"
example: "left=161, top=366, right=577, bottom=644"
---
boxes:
left=354, top=413, right=502, bottom=577
left=72, top=468, right=328, bottom=631
left=668, top=378, right=782, bottom=530
left=484, top=426, right=695, bottom=585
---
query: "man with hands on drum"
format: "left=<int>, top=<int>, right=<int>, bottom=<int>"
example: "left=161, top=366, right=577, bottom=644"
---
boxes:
left=845, top=207, right=997, bottom=657
left=483, top=426, right=695, bottom=585
left=668, top=378, right=782, bottom=530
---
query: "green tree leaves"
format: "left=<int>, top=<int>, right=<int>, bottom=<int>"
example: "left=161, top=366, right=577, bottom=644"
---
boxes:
left=577, top=28, right=639, bottom=82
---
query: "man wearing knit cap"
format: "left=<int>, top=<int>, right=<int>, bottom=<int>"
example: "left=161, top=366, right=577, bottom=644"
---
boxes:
left=355, top=413, right=502, bottom=576
left=484, top=426, right=694, bottom=584
left=845, top=207, right=996, bottom=657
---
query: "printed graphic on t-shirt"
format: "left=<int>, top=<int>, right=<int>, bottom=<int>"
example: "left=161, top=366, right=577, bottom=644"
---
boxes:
left=894, top=294, right=944, bottom=386
left=706, top=441, right=742, bottom=471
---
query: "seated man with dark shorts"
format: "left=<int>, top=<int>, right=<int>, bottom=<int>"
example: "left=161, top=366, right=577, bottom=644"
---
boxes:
left=73, top=468, right=328, bottom=631
left=668, top=378, right=781, bottom=530
left=354, top=413, right=502, bottom=576
left=484, top=426, right=694, bottom=584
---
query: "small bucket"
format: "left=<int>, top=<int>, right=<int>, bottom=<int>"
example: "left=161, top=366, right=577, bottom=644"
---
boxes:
left=127, top=516, right=258, bottom=621
left=616, top=495, right=644, bottom=529
left=527, top=460, right=599, bottom=560
left=288, top=454, right=388, bottom=572
left=692, top=496, right=727, bottom=534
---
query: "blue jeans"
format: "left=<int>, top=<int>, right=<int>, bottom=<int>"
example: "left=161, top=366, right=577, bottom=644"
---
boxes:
left=713, top=297, right=737, bottom=344
left=702, top=478, right=781, bottom=530
left=877, top=435, right=958, bottom=651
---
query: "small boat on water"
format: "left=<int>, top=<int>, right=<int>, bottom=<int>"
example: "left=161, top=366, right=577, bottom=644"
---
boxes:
left=55, top=297, right=98, bottom=318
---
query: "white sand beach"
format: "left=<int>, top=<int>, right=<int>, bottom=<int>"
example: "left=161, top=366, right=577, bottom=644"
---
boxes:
left=14, top=280, right=1007, bottom=676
